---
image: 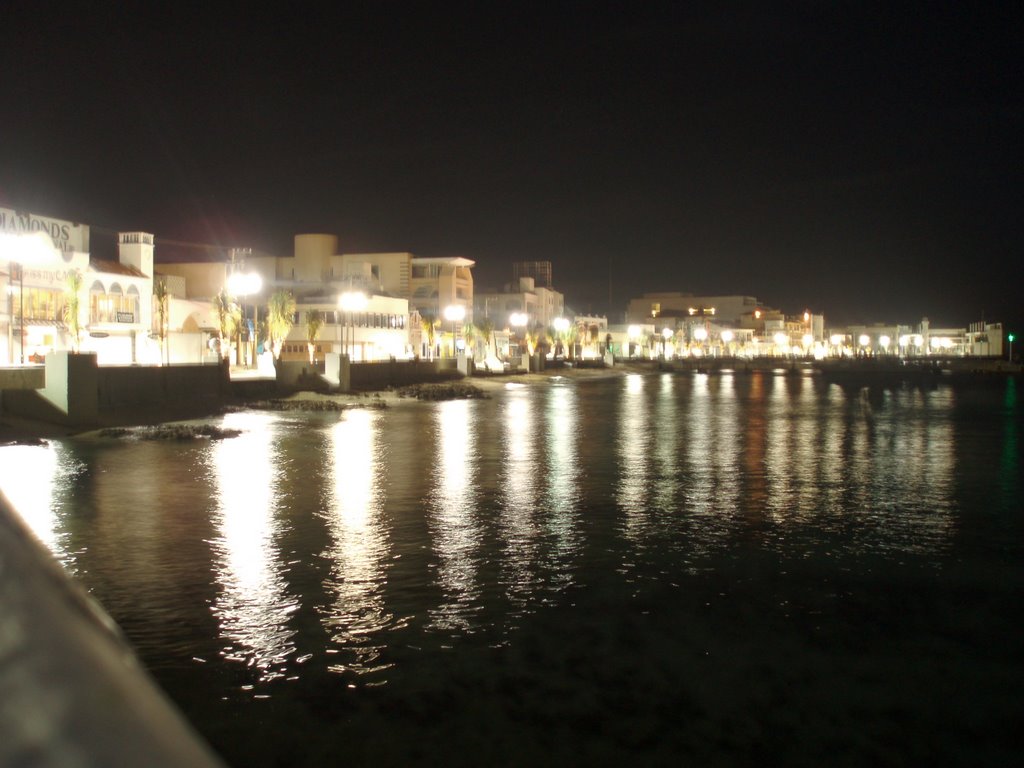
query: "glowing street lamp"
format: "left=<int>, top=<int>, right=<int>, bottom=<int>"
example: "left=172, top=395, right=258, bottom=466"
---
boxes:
left=879, top=335, right=891, bottom=352
left=339, top=290, right=367, bottom=360
left=1009, top=332, right=1016, bottom=362
left=661, top=326, right=673, bottom=358
left=858, top=334, right=871, bottom=348
left=444, top=304, right=465, bottom=357
left=227, top=271, right=262, bottom=368
left=1, top=232, right=55, bottom=364
left=773, top=331, right=789, bottom=355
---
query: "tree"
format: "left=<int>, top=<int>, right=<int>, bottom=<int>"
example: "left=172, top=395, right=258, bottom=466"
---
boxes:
left=62, top=269, right=83, bottom=353
left=525, top=324, right=541, bottom=357
left=478, top=317, right=494, bottom=358
left=153, top=276, right=170, bottom=364
left=305, top=309, right=323, bottom=364
left=213, top=288, right=238, bottom=361
left=462, top=320, right=479, bottom=357
left=267, top=290, right=296, bottom=362
left=421, top=313, right=438, bottom=359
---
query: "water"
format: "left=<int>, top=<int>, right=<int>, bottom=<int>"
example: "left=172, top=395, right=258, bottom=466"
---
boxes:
left=2, top=372, right=1022, bottom=766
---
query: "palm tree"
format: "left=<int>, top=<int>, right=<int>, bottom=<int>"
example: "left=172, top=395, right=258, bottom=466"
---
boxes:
left=421, top=313, right=438, bottom=359
left=153, top=276, right=170, bottom=364
left=478, top=317, right=494, bottom=359
left=267, top=289, right=296, bottom=362
left=62, top=269, right=83, bottom=352
left=213, top=288, right=238, bottom=361
left=462, top=320, right=479, bottom=357
left=525, top=324, right=541, bottom=357
left=304, top=309, right=322, bottom=365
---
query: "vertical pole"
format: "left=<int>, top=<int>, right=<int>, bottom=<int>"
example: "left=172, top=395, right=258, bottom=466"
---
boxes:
left=19, top=266, right=25, bottom=365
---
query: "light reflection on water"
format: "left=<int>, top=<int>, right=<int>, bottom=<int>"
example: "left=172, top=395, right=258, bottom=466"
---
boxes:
left=319, top=409, right=394, bottom=674
left=427, top=398, right=481, bottom=632
left=498, top=388, right=542, bottom=621
left=0, top=441, right=81, bottom=568
left=207, top=411, right=298, bottom=681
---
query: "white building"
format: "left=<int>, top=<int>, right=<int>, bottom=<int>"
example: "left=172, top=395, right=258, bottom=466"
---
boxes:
left=0, top=208, right=186, bottom=365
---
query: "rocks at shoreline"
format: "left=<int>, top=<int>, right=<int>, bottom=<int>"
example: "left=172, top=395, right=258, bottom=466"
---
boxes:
left=395, top=382, right=488, bottom=401
left=228, top=396, right=387, bottom=413
left=97, top=425, right=242, bottom=441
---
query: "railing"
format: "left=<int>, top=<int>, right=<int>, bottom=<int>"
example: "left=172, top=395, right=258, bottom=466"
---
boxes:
left=0, top=497, right=225, bottom=768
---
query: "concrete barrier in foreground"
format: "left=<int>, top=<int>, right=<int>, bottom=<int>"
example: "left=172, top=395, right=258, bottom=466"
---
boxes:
left=0, top=496, right=224, bottom=768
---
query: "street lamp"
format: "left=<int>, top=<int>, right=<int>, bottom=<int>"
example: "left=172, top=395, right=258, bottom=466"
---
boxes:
left=339, top=290, right=368, bottom=360
left=1, top=232, right=55, bottom=364
left=773, top=331, right=789, bottom=356
left=1009, top=332, right=1016, bottom=362
left=444, top=304, right=465, bottom=357
left=227, top=271, right=262, bottom=368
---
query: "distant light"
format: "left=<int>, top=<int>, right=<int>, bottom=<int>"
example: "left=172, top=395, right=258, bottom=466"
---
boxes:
left=1009, top=333, right=1016, bottom=343
left=509, top=312, right=528, bottom=327
left=693, top=327, right=708, bottom=341
left=688, top=307, right=696, bottom=316
left=662, top=327, right=673, bottom=339
left=628, top=325, right=641, bottom=339
left=913, top=335, right=924, bottom=347
left=0, top=231, right=57, bottom=266
left=802, top=333, right=813, bottom=348
left=879, top=335, right=891, bottom=348
left=721, top=330, right=734, bottom=343
left=754, top=309, right=762, bottom=320
left=858, top=334, right=871, bottom=347
left=773, top=332, right=788, bottom=347
left=443, top=304, right=465, bottom=322
left=339, top=290, right=367, bottom=311
left=830, top=334, right=844, bottom=346
left=553, top=317, right=569, bottom=332
left=228, top=271, right=262, bottom=297
left=803, top=311, right=810, bottom=323
left=898, top=335, right=910, bottom=347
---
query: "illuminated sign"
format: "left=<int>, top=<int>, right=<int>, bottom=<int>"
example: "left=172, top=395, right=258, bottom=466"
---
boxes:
left=0, top=207, right=89, bottom=261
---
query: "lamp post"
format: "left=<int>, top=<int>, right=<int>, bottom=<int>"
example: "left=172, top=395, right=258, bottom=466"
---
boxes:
left=1, top=232, right=55, bottom=364
left=509, top=312, right=528, bottom=361
left=444, top=304, right=465, bottom=358
left=339, top=290, right=367, bottom=360
left=227, top=271, right=262, bottom=369
left=1009, top=332, right=1016, bottom=363
left=721, top=329, right=734, bottom=357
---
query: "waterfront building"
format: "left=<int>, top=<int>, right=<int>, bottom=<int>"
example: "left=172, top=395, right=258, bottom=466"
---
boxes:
left=0, top=207, right=188, bottom=365
left=626, top=292, right=761, bottom=326
left=475, top=276, right=565, bottom=329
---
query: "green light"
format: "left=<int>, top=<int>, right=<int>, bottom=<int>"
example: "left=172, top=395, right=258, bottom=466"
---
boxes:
left=1010, top=333, right=1016, bottom=342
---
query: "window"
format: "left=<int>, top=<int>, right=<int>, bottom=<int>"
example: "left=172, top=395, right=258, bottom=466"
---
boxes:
left=12, top=287, right=63, bottom=321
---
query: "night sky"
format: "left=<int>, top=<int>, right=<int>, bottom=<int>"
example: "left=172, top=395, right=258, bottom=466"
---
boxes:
left=2, top=2, right=1021, bottom=327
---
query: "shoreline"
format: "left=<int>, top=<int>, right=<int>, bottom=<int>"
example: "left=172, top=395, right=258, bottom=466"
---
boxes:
left=0, top=364, right=643, bottom=444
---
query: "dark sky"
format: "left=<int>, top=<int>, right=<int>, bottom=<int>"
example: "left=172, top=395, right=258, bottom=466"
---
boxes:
left=3, top=2, right=1022, bottom=327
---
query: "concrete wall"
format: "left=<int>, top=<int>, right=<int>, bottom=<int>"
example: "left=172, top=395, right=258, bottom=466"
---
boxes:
left=41, top=351, right=98, bottom=425
left=96, top=362, right=228, bottom=413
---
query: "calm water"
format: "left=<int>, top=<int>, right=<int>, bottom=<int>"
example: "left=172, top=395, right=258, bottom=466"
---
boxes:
left=2, top=372, right=1022, bottom=766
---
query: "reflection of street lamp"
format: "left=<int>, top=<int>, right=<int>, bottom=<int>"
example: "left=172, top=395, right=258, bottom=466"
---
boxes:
left=227, top=271, right=262, bottom=368
left=444, top=304, right=465, bottom=357
left=339, top=290, right=368, bottom=360
left=1, top=232, right=55, bottom=364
